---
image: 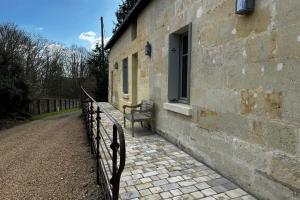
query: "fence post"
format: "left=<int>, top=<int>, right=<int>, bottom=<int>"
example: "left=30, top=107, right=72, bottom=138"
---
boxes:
left=47, top=99, right=50, bottom=113
left=111, top=125, right=120, bottom=200
left=54, top=99, right=57, bottom=112
left=38, top=99, right=41, bottom=115
left=96, top=106, right=101, bottom=184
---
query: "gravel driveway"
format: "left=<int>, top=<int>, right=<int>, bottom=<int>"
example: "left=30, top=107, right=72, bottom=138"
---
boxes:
left=0, top=111, right=101, bottom=200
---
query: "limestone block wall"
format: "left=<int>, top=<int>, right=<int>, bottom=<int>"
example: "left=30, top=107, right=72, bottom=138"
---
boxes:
left=108, top=0, right=300, bottom=199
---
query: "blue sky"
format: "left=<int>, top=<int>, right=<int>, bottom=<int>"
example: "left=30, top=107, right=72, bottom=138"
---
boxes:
left=0, top=0, right=122, bottom=49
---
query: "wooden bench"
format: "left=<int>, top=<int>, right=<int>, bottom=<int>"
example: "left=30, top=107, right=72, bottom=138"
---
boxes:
left=123, top=100, right=154, bottom=137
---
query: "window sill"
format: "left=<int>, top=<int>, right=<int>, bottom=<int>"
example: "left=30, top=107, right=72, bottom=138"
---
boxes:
left=123, top=94, right=129, bottom=99
left=163, top=102, right=192, bottom=116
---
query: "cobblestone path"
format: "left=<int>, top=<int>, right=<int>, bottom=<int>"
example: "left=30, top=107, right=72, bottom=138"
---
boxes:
left=99, top=103, right=256, bottom=200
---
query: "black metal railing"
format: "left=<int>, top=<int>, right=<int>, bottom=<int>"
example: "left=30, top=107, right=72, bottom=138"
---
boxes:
left=81, top=87, right=126, bottom=200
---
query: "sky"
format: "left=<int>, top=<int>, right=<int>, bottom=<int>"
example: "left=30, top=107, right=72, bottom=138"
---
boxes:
left=0, top=0, right=122, bottom=49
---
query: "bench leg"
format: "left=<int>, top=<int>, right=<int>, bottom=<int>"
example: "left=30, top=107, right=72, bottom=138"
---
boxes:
left=150, top=119, right=154, bottom=133
left=132, top=121, right=134, bottom=137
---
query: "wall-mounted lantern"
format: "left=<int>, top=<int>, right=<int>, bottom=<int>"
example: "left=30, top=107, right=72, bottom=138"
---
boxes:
left=145, top=41, right=151, bottom=57
left=114, top=62, right=118, bottom=69
left=235, top=0, right=255, bottom=15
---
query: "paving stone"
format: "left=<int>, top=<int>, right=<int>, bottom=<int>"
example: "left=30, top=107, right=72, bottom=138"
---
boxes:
left=200, top=197, right=216, bottom=200
left=191, top=191, right=205, bottom=198
left=141, top=177, right=152, bottom=183
left=119, top=187, right=126, bottom=194
left=213, top=193, right=230, bottom=200
left=241, top=195, right=257, bottom=200
left=193, top=175, right=211, bottom=182
left=170, top=189, right=183, bottom=196
left=202, top=188, right=218, bottom=196
left=136, top=182, right=153, bottom=190
left=158, top=173, right=169, bottom=179
left=178, top=180, right=196, bottom=187
left=150, top=175, right=160, bottom=181
left=208, top=174, right=222, bottom=179
left=169, top=171, right=183, bottom=176
left=125, top=186, right=137, bottom=192
left=132, top=174, right=142, bottom=180
left=149, top=186, right=163, bottom=194
left=182, top=174, right=192, bottom=180
left=126, top=179, right=141, bottom=186
left=143, top=171, right=159, bottom=177
left=195, top=182, right=211, bottom=190
left=122, top=175, right=133, bottom=181
left=168, top=176, right=184, bottom=183
left=120, top=181, right=127, bottom=187
left=131, top=169, right=143, bottom=174
left=140, top=189, right=152, bottom=196
left=161, top=183, right=180, bottom=191
left=211, top=185, right=228, bottom=193
left=172, top=194, right=194, bottom=200
left=153, top=179, right=169, bottom=186
left=122, top=171, right=132, bottom=176
left=223, top=182, right=238, bottom=190
left=207, top=178, right=230, bottom=187
left=160, top=191, right=173, bottom=198
left=179, top=186, right=198, bottom=194
left=120, top=191, right=140, bottom=200
left=225, top=189, right=247, bottom=198
left=140, top=194, right=162, bottom=200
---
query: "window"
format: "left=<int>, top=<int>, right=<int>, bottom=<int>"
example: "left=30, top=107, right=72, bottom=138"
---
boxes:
left=122, top=58, right=128, bottom=94
left=131, top=20, right=137, bottom=41
left=168, top=23, right=192, bottom=104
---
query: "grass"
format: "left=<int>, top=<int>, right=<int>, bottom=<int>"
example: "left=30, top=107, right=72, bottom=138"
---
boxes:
left=30, top=108, right=81, bottom=121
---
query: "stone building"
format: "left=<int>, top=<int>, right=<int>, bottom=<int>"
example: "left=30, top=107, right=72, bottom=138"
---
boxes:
left=105, top=0, right=300, bottom=199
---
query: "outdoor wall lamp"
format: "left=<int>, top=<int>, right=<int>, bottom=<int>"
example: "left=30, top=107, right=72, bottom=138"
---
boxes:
left=235, top=0, right=255, bottom=15
left=145, top=41, right=151, bottom=57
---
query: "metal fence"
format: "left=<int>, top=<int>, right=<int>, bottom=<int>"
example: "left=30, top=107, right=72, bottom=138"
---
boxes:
left=81, top=87, right=126, bottom=200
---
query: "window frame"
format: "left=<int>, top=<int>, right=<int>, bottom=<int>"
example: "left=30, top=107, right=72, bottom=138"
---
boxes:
left=179, top=32, right=189, bottom=103
left=168, top=23, right=192, bottom=104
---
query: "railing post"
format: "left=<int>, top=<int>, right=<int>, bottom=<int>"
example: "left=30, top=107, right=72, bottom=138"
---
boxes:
left=96, top=106, right=101, bottom=185
left=111, top=125, right=120, bottom=200
left=90, top=100, right=94, bottom=153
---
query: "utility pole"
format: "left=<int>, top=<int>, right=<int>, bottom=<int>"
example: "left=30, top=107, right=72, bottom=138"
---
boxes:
left=100, top=16, right=104, bottom=69
left=100, top=16, right=105, bottom=102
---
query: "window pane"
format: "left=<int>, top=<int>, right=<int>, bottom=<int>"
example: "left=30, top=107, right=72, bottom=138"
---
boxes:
left=123, top=59, right=128, bottom=94
left=182, top=35, right=188, bottom=55
left=181, top=55, right=188, bottom=98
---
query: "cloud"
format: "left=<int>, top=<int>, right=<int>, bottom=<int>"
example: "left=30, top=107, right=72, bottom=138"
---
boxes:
left=79, top=31, right=110, bottom=49
left=35, top=27, right=44, bottom=31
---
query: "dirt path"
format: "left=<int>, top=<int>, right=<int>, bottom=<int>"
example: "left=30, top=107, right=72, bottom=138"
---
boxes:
left=0, top=112, right=101, bottom=200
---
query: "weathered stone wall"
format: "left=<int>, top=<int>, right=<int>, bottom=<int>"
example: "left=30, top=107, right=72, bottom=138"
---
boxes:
left=108, top=0, right=300, bottom=199
left=28, top=99, right=80, bottom=115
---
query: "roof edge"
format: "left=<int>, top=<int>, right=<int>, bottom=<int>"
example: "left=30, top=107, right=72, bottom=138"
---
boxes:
left=104, top=0, right=151, bottom=50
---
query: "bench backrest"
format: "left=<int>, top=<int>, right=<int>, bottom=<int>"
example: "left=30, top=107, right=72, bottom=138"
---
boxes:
left=141, top=100, right=154, bottom=112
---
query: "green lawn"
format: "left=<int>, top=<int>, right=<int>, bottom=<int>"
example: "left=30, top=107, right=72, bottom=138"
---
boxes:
left=30, top=108, right=81, bottom=121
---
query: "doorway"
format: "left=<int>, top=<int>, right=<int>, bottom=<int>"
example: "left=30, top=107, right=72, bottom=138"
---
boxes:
left=132, top=53, right=138, bottom=105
